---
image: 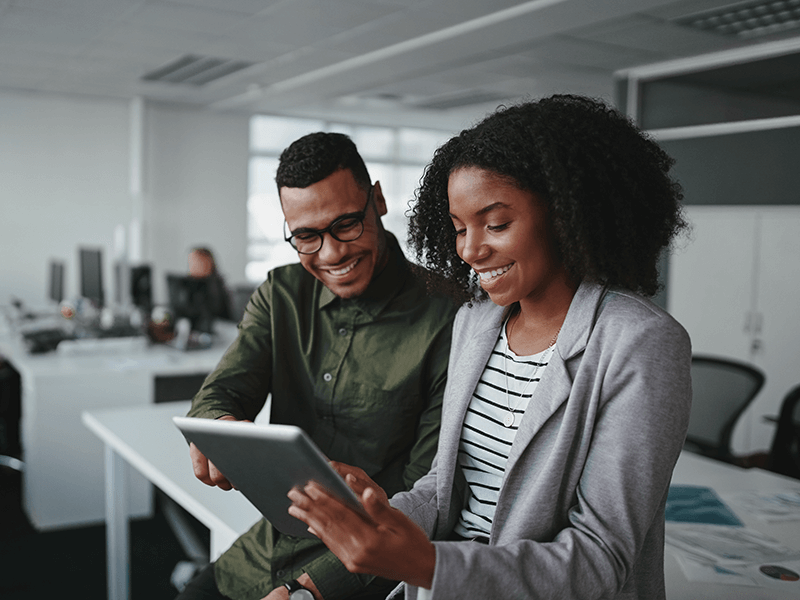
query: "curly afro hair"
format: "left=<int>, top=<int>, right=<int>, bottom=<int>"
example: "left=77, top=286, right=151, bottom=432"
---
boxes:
left=408, top=94, right=687, bottom=303
left=275, top=131, right=371, bottom=193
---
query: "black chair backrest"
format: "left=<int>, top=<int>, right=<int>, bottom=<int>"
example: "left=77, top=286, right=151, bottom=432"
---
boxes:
left=685, top=355, right=765, bottom=462
left=768, top=384, right=800, bottom=480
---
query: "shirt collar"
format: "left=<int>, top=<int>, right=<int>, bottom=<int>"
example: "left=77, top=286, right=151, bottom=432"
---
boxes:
left=317, top=232, right=409, bottom=317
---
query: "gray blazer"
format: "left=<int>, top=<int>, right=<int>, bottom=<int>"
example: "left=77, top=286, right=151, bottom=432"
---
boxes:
left=390, top=281, right=692, bottom=600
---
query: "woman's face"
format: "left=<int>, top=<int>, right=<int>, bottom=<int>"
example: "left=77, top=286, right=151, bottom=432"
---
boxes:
left=448, top=166, right=569, bottom=308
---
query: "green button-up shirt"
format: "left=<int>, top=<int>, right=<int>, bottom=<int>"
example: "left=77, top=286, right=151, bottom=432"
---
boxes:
left=188, top=236, right=456, bottom=600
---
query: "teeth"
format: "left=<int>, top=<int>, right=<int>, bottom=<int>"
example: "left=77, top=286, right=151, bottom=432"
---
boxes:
left=478, top=264, right=511, bottom=281
left=330, top=259, right=358, bottom=276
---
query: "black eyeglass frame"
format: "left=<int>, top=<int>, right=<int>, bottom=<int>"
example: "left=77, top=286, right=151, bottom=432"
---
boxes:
left=283, top=185, right=374, bottom=255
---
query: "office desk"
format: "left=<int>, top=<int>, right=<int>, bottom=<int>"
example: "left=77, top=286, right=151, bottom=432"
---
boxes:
left=0, top=320, right=238, bottom=530
left=86, top=402, right=800, bottom=600
left=83, top=401, right=260, bottom=600
left=668, top=451, right=800, bottom=599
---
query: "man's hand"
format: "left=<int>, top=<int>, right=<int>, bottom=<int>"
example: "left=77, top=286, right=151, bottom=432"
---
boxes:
left=189, top=415, right=242, bottom=491
left=261, top=573, right=323, bottom=600
left=287, top=476, right=435, bottom=589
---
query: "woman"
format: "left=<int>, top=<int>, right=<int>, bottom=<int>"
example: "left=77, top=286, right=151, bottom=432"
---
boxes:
left=288, top=95, right=692, bottom=600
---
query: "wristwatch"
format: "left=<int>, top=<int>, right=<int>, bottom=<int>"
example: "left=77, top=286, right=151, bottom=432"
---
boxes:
left=284, top=579, right=315, bottom=600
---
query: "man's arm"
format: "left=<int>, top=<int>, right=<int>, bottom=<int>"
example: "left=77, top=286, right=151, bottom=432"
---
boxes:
left=401, top=320, right=453, bottom=487
left=187, top=282, right=273, bottom=490
left=187, top=281, right=273, bottom=421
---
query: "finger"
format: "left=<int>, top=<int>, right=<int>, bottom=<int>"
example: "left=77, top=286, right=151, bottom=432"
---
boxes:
left=208, top=460, right=233, bottom=491
left=190, top=444, right=214, bottom=486
left=359, top=487, right=413, bottom=534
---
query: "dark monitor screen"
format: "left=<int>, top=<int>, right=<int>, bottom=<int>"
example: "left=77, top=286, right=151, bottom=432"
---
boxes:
left=79, top=248, right=104, bottom=308
left=49, top=260, right=65, bottom=304
left=130, top=265, right=153, bottom=311
left=166, top=274, right=213, bottom=333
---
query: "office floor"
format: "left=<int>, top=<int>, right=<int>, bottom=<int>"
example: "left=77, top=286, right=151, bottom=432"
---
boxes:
left=0, top=466, right=201, bottom=600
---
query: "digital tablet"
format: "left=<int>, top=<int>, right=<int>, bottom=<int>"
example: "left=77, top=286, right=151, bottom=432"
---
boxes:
left=173, top=416, right=365, bottom=539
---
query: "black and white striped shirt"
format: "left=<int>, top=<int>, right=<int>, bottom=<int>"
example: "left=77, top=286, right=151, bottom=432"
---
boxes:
left=453, top=323, right=554, bottom=539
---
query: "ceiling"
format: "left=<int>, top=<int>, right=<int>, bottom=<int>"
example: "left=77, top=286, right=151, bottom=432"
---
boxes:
left=2, top=0, right=800, bottom=129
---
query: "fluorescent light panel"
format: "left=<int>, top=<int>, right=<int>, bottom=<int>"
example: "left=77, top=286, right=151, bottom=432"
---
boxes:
left=675, top=0, right=800, bottom=38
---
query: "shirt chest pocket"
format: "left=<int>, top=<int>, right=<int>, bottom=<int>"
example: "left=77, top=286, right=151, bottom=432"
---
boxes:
left=327, top=383, right=422, bottom=444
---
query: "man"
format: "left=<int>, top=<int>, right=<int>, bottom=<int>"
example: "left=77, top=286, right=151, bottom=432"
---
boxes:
left=178, top=132, right=456, bottom=600
left=186, top=246, right=234, bottom=322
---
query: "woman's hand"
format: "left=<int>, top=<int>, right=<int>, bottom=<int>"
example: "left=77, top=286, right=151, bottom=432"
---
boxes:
left=328, top=461, right=388, bottom=504
left=287, top=469, right=435, bottom=589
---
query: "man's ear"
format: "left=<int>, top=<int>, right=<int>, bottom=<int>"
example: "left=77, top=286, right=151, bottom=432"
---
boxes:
left=372, top=181, right=388, bottom=217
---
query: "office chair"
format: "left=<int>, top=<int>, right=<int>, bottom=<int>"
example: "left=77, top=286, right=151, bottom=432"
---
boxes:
left=767, top=384, right=800, bottom=480
left=684, top=354, right=765, bottom=465
left=0, top=361, right=24, bottom=472
left=230, top=284, right=256, bottom=322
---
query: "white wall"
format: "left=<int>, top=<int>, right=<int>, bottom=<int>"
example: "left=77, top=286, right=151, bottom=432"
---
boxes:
left=0, top=90, right=248, bottom=310
left=144, top=102, right=249, bottom=305
left=0, top=90, right=130, bottom=307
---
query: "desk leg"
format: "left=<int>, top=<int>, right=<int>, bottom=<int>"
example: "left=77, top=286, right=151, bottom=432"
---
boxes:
left=105, top=444, right=130, bottom=600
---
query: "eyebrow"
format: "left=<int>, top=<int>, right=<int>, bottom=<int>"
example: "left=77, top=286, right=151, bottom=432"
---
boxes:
left=289, top=209, right=364, bottom=235
left=449, top=201, right=510, bottom=220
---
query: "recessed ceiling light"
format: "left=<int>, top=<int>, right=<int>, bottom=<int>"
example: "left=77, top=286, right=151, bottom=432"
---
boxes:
left=674, top=0, right=800, bottom=38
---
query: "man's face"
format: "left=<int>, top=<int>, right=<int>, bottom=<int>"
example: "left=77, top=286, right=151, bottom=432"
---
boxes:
left=280, top=168, right=389, bottom=299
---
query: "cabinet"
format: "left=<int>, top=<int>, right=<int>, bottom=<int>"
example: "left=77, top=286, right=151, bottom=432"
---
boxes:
left=668, top=206, right=800, bottom=455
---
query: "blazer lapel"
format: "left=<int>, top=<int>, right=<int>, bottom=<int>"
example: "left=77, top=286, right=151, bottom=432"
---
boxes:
left=435, top=303, right=504, bottom=535
left=503, top=282, right=605, bottom=480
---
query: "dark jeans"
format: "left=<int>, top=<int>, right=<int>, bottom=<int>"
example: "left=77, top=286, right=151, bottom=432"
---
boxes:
left=174, top=562, right=399, bottom=600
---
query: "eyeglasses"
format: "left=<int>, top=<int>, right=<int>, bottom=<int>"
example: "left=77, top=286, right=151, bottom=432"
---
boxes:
left=284, top=186, right=373, bottom=255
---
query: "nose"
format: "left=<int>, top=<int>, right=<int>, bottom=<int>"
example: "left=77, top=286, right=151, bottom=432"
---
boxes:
left=457, top=229, right=489, bottom=265
left=317, top=232, right=350, bottom=264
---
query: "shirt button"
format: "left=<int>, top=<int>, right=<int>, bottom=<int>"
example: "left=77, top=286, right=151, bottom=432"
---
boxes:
left=276, top=569, right=286, bottom=578
left=338, top=327, right=347, bottom=336
left=323, top=373, right=332, bottom=382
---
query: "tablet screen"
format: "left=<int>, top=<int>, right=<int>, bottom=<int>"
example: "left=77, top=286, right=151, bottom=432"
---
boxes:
left=173, top=416, right=364, bottom=539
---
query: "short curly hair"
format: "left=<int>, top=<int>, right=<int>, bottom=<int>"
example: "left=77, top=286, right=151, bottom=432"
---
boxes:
left=408, top=94, right=687, bottom=302
left=275, top=131, right=371, bottom=192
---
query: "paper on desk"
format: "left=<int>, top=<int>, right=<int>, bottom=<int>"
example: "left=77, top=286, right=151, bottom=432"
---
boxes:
left=723, top=490, right=800, bottom=522
left=666, top=523, right=800, bottom=565
left=673, top=553, right=760, bottom=586
left=665, top=484, right=743, bottom=526
left=674, top=553, right=800, bottom=590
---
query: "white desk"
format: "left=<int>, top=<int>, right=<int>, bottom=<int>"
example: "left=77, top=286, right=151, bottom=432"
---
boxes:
left=0, top=319, right=238, bottom=530
left=84, top=401, right=800, bottom=600
left=83, top=401, right=260, bottom=600
left=668, top=451, right=800, bottom=599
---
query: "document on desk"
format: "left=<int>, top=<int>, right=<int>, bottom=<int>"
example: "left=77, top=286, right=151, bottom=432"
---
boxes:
left=724, top=490, right=800, bottom=522
left=666, top=484, right=800, bottom=589
left=665, top=484, right=743, bottom=526
left=666, top=523, right=800, bottom=565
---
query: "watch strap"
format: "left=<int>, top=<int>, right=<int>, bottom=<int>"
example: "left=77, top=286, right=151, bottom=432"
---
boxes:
left=284, top=579, right=307, bottom=595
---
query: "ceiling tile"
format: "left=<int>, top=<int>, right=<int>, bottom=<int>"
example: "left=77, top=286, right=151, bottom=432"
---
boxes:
left=570, top=14, right=739, bottom=56
left=516, top=35, right=668, bottom=70
left=123, top=1, right=251, bottom=35
left=161, top=0, right=279, bottom=15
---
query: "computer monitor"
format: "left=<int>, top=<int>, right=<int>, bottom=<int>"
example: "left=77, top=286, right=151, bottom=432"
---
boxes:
left=130, top=265, right=153, bottom=311
left=166, top=274, right=213, bottom=334
left=49, top=260, right=65, bottom=304
left=79, top=247, right=104, bottom=308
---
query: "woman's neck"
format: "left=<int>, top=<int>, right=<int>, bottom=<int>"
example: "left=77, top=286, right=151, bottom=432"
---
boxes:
left=506, top=279, right=578, bottom=356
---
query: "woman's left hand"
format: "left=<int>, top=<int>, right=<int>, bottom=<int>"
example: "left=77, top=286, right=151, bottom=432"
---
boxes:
left=287, top=481, right=436, bottom=589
